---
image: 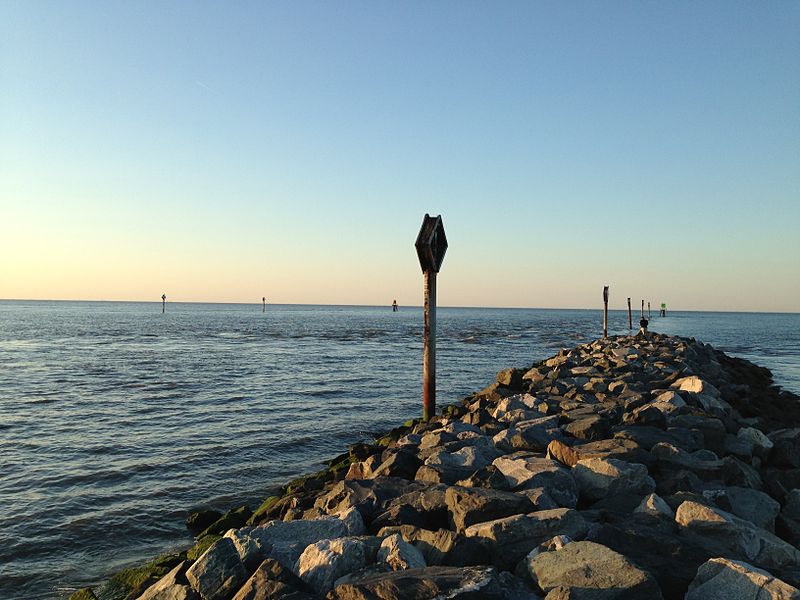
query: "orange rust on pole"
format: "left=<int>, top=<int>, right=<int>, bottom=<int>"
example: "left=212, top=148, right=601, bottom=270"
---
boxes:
left=627, top=297, right=632, bottom=330
left=423, top=270, right=437, bottom=421
left=415, top=214, right=447, bottom=422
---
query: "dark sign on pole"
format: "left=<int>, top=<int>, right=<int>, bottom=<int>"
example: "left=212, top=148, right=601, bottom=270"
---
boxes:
left=415, top=214, right=448, bottom=421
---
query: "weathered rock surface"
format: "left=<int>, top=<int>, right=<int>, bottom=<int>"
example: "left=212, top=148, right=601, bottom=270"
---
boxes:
left=527, top=540, right=663, bottom=599
left=686, top=557, right=800, bottom=600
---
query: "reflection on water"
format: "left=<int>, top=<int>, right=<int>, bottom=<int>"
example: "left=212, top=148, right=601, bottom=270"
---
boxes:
left=0, top=301, right=798, bottom=599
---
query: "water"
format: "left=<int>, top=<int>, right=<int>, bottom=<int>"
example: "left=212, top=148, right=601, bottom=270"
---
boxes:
left=0, top=301, right=798, bottom=600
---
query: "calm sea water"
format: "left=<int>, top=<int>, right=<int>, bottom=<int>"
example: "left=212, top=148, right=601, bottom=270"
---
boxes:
left=1, top=301, right=798, bottom=599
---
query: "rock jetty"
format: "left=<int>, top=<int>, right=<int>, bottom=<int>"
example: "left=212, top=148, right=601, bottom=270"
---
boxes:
left=72, top=333, right=800, bottom=600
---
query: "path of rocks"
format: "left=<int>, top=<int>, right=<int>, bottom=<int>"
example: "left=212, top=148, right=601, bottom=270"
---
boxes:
left=74, top=333, right=800, bottom=600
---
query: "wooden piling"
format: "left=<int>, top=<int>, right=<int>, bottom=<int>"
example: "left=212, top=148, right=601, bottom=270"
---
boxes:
left=641, top=299, right=644, bottom=319
left=262, top=297, right=266, bottom=313
left=648, top=302, right=651, bottom=319
left=603, top=286, right=609, bottom=338
left=161, top=294, right=166, bottom=314
left=627, top=297, right=632, bottom=330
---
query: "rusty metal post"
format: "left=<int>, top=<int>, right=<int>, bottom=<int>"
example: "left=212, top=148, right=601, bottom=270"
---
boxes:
left=415, top=214, right=447, bottom=422
left=641, top=299, right=644, bottom=319
left=162, top=294, right=166, bottom=314
left=602, top=286, right=609, bottom=338
left=648, top=301, right=651, bottom=319
left=262, top=296, right=266, bottom=313
left=423, top=270, right=437, bottom=421
left=627, top=297, right=632, bottom=330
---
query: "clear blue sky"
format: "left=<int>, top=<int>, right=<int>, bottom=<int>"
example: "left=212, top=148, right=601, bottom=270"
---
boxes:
left=2, top=2, right=798, bottom=311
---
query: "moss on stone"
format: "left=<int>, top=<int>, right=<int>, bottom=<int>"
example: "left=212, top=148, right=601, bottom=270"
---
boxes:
left=98, top=552, right=184, bottom=600
left=68, top=589, right=98, bottom=600
left=197, top=504, right=252, bottom=538
left=246, top=496, right=280, bottom=525
left=186, top=534, right=221, bottom=561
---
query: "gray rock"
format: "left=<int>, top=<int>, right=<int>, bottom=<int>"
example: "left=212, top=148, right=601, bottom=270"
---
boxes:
left=769, top=429, right=800, bottom=468
left=185, top=537, right=248, bottom=600
left=377, top=534, right=426, bottom=570
left=327, top=565, right=529, bottom=600
left=686, top=557, right=800, bottom=600
left=573, top=458, right=655, bottom=502
left=464, top=509, right=587, bottom=568
left=634, top=493, right=675, bottom=519
left=246, top=508, right=365, bottom=572
left=527, top=540, right=663, bottom=599
left=675, top=500, right=800, bottom=571
left=296, top=537, right=371, bottom=595
left=136, top=561, right=198, bottom=600
left=231, top=559, right=315, bottom=600
left=702, top=487, right=781, bottom=531
left=492, top=455, right=577, bottom=508
left=314, top=478, right=425, bottom=521
left=444, top=485, right=533, bottom=531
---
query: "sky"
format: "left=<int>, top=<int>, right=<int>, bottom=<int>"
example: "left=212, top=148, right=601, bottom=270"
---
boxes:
left=1, top=2, right=798, bottom=312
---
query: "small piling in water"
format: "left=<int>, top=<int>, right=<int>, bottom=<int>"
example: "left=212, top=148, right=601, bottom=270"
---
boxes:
left=602, top=286, right=609, bottom=338
left=627, top=297, right=632, bottom=330
left=262, top=297, right=266, bottom=313
left=648, top=301, right=651, bottom=319
left=161, top=294, right=166, bottom=314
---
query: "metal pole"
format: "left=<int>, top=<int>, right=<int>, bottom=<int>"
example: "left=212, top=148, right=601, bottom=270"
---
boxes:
left=602, top=286, right=609, bottom=338
left=641, top=299, right=644, bottom=319
left=627, top=297, right=632, bottom=330
left=262, top=297, right=266, bottom=313
left=162, top=294, right=166, bottom=314
left=423, top=270, right=437, bottom=421
left=648, top=302, right=651, bottom=319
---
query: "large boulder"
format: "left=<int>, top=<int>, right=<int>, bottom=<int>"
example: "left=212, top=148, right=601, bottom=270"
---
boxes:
left=686, top=558, right=800, bottom=600
left=314, top=478, right=426, bottom=522
left=376, top=534, right=426, bottom=570
left=296, top=537, right=374, bottom=595
left=444, top=486, right=532, bottom=531
left=769, top=429, right=800, bottom=468
left=136, top=561, right=198, bottom=600
left=701, top=487, right=781, bottom=532
left=231, top=558, right=315, bottom=600
left=572, top=458, right=654, bottom=502
left=526, top=540, right=663, bottom=599
left=185, top=537, right=249, bottom=600
left=464, top=509, right=587, bottom=569
left=246, top=508, right=365, bottom=572
left=675, top=501, right=800, bottom=571
left=492, top=455, right=577, bottom=507
left=328, top=565, right=536, bottom=600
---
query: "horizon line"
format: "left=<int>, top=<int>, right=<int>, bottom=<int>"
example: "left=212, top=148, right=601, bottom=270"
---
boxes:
left=1, top=298, right=798, bottom=315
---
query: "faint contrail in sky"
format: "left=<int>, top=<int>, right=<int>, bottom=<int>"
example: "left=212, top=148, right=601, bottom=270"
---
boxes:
left=195, top=80, right=215, bottom=92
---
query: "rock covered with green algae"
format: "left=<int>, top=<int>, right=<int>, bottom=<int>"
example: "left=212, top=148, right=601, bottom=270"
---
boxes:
left=88, top=334, right=800, bottom=600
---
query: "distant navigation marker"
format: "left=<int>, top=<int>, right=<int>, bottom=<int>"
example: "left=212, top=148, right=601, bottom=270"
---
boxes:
left=161, top=294, right=166, bottom=314
left=262, top=297, right=266, bottom=313
left=660, top=302, right=667, bottom=317
left=627, top=297, right=632, bottom=330
left=602, top=286, right=610, bottom=338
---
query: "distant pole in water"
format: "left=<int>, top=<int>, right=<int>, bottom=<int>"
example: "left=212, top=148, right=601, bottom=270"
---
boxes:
left=161, top=294, right=166, bottom=314
left=262, top=297, right=266, bottom=313
left=648, top=302, right=651, bottom=319
left=641, top=299, right=645, bottom=319
left=627, top=297, right=632, bottom=330
left=392, top=299, right=398, bottom=312
left=415, top=214, right=448, bottom=422
left=660, top=302, right=667, bottom=317
left=602, top=286, right=609, bottom=338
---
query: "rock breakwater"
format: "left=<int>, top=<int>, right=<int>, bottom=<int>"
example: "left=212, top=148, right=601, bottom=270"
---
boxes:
left=72, top=333, right=800, bottom=600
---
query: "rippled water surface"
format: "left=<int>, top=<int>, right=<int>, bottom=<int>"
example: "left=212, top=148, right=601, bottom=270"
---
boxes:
left=1, top=301, right=798, bottom=599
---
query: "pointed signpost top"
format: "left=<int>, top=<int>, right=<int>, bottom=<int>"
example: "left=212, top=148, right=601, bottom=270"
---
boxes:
left=415, top=214, right=447, bottom=273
